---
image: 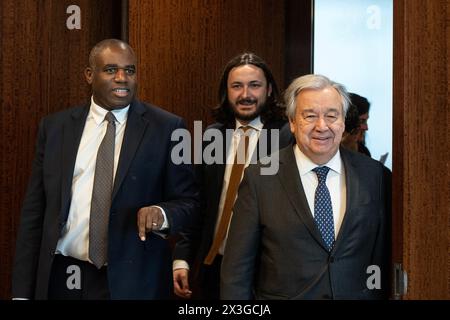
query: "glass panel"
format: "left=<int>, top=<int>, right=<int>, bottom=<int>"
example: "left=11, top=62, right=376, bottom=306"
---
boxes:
left=314, top=0, right=393, bottom=169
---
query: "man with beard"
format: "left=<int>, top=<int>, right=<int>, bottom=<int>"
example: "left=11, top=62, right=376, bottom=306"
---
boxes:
left=172, top=53, right=288, bottom=299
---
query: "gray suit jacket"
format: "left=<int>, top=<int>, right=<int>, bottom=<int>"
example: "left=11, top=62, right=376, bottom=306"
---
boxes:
left=221, top=145, right=389, bottom=299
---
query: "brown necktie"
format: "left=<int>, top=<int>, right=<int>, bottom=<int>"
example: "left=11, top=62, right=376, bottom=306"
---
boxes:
left=89, top=112, right=116, bottom=268
left=204, top=126, right=251, bottom=265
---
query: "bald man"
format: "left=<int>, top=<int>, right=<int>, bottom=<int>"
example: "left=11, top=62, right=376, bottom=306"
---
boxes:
left=12, top=39, right=199, bottom=299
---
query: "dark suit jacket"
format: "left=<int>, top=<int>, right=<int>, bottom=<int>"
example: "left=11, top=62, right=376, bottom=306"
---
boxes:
left=173, top=119, right=288, bottom=270
left=12, top=100, right=199, bottom=299
left=221, top=145, right=390, bottom=299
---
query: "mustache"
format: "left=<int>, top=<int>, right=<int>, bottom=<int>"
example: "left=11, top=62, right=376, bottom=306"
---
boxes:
left=237, top=98, right=257, bottom=105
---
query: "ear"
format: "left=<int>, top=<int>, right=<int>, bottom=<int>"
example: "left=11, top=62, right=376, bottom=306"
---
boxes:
left=289, top=117, right=296, bottom=134
left=84, top=67, right=93, bottom=85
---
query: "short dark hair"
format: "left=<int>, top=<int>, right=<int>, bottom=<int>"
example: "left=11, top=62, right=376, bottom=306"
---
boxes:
left=345, top=103, right=360, bottom=134
left=349, top=93, right=370, bottom=115
left=212, top=52, right=285, bottom=126
left=88, top=39, right=135, bottom=69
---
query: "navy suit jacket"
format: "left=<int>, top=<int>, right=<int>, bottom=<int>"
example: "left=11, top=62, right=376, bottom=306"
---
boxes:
left=12, top=100, right=199, bottom=299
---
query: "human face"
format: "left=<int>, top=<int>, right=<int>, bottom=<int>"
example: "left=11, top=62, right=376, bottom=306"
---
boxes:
left=357, top=113, right=369, bottom=142
left=227, top=64, right=272, bottom=124
left=84, top=45, right=137, bottom=110
left=289, top=87, right=345, bottom=165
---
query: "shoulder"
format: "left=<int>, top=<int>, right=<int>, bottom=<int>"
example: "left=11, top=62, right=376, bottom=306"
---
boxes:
left=206, top=122, right=227, bottom=131
left=132, top=100, right=189, bottom=134
left=137, top=100, right=183, bottom=123
left=340, top=147, right=384, bottom=174
left=246, top=145, right=292, bottom=178
left=263, top=119, right=288, bottom=130
left=41, top=104, right=88, bottom=125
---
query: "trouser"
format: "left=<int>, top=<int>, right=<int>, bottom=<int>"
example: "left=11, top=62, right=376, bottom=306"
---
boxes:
left=48, top=254, right=110, bottom=300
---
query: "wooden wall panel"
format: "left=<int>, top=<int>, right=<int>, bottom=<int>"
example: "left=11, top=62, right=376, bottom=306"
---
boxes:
left=46, top=0, right=122, bottom=112
left=0, top=0, right=49, bottom=300
left=285, top=0, right=313, bottom=84
left=128, top=0, right=285, bottom=132
left=0, top=0, right=120, bottom=299
left=393, top=0, right=449, bottom=299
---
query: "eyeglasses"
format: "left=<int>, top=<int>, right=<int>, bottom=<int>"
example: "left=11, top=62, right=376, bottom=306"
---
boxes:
left=301, top=111, right=341, bottom=125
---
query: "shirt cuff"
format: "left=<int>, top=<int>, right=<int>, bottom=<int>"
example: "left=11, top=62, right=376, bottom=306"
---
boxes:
left=152, top=205, right=169, bottom=238
left=152, top=205, right=169, bottom=229
left=173, top=259, right=190, bottom=271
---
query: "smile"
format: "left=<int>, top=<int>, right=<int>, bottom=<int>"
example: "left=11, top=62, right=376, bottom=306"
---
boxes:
left=112, top=88, right=130, bottom=97
left=312, top=137, right=331, bottom=143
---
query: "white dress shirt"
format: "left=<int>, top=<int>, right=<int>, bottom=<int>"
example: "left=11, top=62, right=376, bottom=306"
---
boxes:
left=215, top=117, right=263, bottom=255
left=55, top=98, right=169, bottom=264
left=292, top=144, right=346, bottom=238
left=173, top=116, right=264, bottom=271
left=56, top=98, right=130, bottom=262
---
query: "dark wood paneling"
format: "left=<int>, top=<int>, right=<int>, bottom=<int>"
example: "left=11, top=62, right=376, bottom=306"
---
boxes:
left=0, top=0, right=49, bottom=300
left=284, top=0, right=313, bottom=84
left=393, top=0, right=449, bottom=299
left=128, top=0, right=285, bottom=132
left=0, top=0, right=120, bottom=299
left=47, top=0, right=122, bottom=111
left=392, top=0, right=405, bottom=300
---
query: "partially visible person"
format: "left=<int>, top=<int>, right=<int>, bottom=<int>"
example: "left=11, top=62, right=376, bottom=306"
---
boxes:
left=12, top=39, right=199, bottom=300
left=172, top=52, right=288, bottom=300
left=221, top=74, right=390, bottom=300
left=349, top=93, right=371, bottom=157
left=340, top=102, right=360, bottom=152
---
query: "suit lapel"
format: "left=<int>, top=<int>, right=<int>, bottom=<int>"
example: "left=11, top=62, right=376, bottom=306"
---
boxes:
left=277, top=147, right=325, bottom=247
left=60, top=105, right=90, bottom=223
left=112, top=101, right=148, bottom=200
left=333, top=148, right=361, bottom=249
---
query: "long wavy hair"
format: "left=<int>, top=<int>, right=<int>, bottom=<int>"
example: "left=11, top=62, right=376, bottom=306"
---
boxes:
left=212, top=52, right=286, bottom=126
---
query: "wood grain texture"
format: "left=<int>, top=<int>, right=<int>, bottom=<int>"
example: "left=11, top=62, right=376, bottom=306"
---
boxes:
left=0, top=0, right=120, bottom=299
left=393, top=0, right=449, bottom=299
left=6, top=0, right=448, bottom=301
left=128, top=0, right=285, bottom=133
left=285, top=0, right=313, bottom=84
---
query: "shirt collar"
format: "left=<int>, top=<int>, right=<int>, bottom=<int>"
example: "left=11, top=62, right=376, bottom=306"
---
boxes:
left=235, top=116, right=263, bottom=132
left=89, top=96, right=130, bottom=126
left=293, top=144, right=342, bottom=176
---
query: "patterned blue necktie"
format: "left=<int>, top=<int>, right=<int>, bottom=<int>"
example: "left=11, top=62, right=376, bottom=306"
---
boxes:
left=312, top=166, right=335, bottom=251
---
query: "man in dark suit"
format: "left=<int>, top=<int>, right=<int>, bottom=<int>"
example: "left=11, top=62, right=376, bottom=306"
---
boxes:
left=12, top=39, right=199, bottom=299
left=221, top=74, right=390, bottom=299
left=172, top=53, right=288, bottom=299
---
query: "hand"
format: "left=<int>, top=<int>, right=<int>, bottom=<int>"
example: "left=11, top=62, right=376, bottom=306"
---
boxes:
left=173, top=268, right=192, bottom=299
left=137, top=206, right=164, bottom=241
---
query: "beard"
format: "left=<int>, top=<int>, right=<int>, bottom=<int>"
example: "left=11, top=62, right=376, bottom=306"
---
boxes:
left=230, top=97, right=268, bottom=122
